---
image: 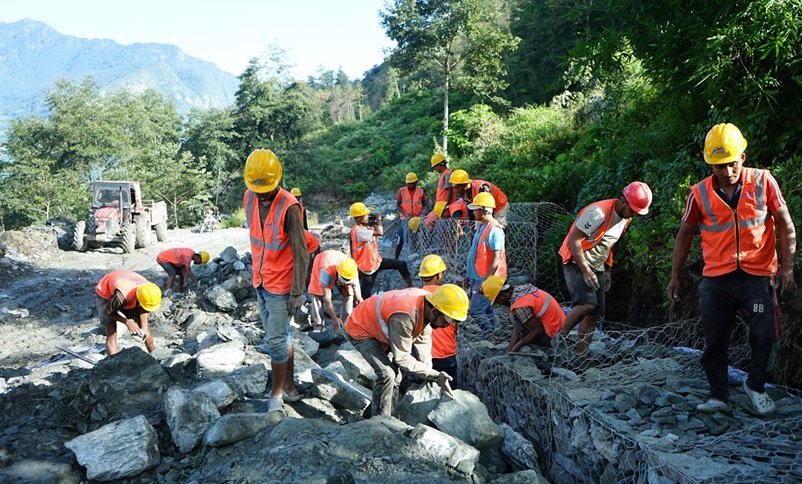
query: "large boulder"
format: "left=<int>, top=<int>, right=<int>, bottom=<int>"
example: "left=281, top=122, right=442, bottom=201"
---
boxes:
left=427, top=390, right=504, bottom=450
left=500, top=423, right=540, bottom=471
left=223, top=363, right=269, bottom=396
left=164, top=388, right=221, bottom=453
left=395, top=382, right=442, bottom=426
left=310, top=368, right=371, bottom=415
left=291, top=327, right=319, bottom=357
left=197, top=341, right=246, bottom=378
left=294, top=347, right=322, bottom=384
left=203, top=413, right=284, bottom=447
left=335, top=343, right=377, bottom=387
left=64, top=415, right=160, bottom=481
left=407, top=423, right=481, bottom=474
left=205, top=286, right=238, bottom=312
left=219, top=246, right=239, bottom=263
left=193, top=380, right=237, bottom=409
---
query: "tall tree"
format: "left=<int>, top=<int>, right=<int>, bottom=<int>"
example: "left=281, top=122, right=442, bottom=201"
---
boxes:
left=381, top=0, right=519, bottom=152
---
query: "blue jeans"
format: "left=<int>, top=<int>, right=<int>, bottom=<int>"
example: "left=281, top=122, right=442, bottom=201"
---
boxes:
left=256, top=287, right=292, bottom=363
left=469, top=280, right=495, bottom=331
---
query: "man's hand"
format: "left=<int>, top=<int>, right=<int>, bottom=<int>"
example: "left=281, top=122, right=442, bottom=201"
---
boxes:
left=435, top=372, right=455, bottom=398
left=333, top=317, right=344, bottom=334
left=124, top=320, right=147, bottom=340
left=666, top=277, right=681, bottom=303
left=604, top=269, right=612, bottom=292
left=288, top=295, right=304, bottom=314
left=777, top=267, right=797, bottom=296
left=374, top=212, right=382, bottom=221
left=582, top=269, right=600, bottom=291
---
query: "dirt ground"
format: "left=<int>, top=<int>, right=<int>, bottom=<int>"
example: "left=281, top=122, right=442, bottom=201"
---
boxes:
left=0, top=227, right=251, bottom=377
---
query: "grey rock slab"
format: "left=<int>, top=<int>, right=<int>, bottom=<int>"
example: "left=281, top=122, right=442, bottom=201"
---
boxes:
left=407, top=423, right=480, bottom=474
left=205, top=285, right=238, bottom=312
left=196, top=341, right=245, bottom=378
left=193, top=379, right=237, bottom=409
left=323, top=360, right=350, bottom=379
left=335, top=345, right=378, bottom=387
left=0, top=459, right=81, bottom=484
left=164, top=387, right=221, bottom=453
left=490, top=469, right=549, bottom=484
left=293, top=397, right=349, bottom=424
left=222, top=362, right=268, bottom=396
left=427, top=390, right=504, bottom=450
left=395, top=381, right=442, bottom=426
left=203, top=412, right=284, bottom=447
left=294, top=346, right=322, bottom=384
left=310, top=368, right=371, bottom=414
left=64, top=415, right=160, bottom=481
left=219, top=246, right=239, bottom=263
left=500, top=423, right=539, bottom=471
left=551, top=367, right=580, bottom=381
left=291, top=326, right=319, bottom=357
left=215, top=323, right=249, bottom=345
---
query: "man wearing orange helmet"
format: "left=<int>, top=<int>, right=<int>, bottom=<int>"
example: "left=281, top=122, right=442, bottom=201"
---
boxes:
left=243, top=149, right=309, bottom=414
left=95, top=270, right=162, bottom=355
left=556, top=181, right=653, bottom=355
left=667, top=123, right=796, bottom=416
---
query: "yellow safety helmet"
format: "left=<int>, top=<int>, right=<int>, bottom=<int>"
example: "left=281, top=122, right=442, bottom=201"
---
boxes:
left=350, top=202, right=371, bottom=218
left=405, top=172, right=418, bottom=183
left=198, top=251, right=210, bottom=264
left=431, top=152, right=447, bottom=167
left=136, top=282, right=162, bottom=312
left=425, top=284, right=469, bottom=322
left=336, top=257, right=359, bottom=281
left=419, top=254, right=447, bottom=278
left=449, top=169, right=470, bottom=185
left=244, top=149, right=283, bottom=193
left=290, top=187, right=302, bottom=197
left=703, top=123, right=748, bottom=165
left=468, top=192, right=496, bottom=210
left=481, top=275, right=507, bottom=304
left=408, top=216, right=422, bottom=232
left=433, top=201, right=447, bottom=218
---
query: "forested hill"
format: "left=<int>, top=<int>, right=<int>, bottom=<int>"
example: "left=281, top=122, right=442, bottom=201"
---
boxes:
left=0, top=19, right=238, bottom=128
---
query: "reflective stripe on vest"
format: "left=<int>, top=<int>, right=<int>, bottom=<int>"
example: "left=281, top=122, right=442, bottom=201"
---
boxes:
left=157, top=247, right=193, bottom=266
left=510, top=289, right=565, bottom=338
left=475, top=221, right=507, bottom=279
left=245, top=188, right=297, bottom=292
left=691, top=168, right=777, bottom=277
left=246, top=191, right=290, bottom=251
left=436, top=169, right=453, bottom=204
left=350, top=225, right=382, bottom=273
left=345, top=289, right=427, bottom=346
left=399, top=187, right=424, bottom=218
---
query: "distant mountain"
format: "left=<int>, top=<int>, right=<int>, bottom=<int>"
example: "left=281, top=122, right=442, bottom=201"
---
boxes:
left=0, top=19, right=239, bottom=130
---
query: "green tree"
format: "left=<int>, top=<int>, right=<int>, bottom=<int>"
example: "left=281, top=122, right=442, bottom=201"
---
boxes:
left=182, top=108, right=239, bottom=206
left=381, top=0, right=519, bottom=152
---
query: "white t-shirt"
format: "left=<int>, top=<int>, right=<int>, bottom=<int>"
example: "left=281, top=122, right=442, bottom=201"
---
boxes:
left=355, top=227, right=375, bottom=242
left=575, top=205, right=627, bottom=272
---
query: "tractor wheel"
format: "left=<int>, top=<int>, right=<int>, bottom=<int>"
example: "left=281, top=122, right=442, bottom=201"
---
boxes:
left=72, top=221, right=87, bottom=252
left=122, top=224, right=136, bottom=254
left=134, top=216, right=151, bottom=248
left=155, top=222, right=167, bottom=242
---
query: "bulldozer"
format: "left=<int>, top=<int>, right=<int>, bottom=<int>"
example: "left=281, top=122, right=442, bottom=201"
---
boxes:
left=71, top=181, right=168, bottom=253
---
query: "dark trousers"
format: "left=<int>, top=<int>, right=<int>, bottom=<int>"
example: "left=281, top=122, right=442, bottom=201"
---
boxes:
left=359, top=258, right=411, bottom=299
left=699, top=270, right=778, bottom=400
left=432, top=355, right=459, bottom=389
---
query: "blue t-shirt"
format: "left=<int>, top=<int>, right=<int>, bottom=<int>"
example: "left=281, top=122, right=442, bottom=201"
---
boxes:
left=467, top=223, right=505, bottom=282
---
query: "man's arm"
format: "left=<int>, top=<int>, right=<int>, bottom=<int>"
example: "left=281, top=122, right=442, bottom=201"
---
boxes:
left=510, top=316, right=545, bottom=352
left=372, top=213, right=384, bottom=237
left=322, top=287, right=342, bottom=330
left=411, top=326, right=433, bottom=368
left=666, top=222, right=697, bottom=301
left=183, top=265, right=198, bottom=285
left=568, top=227, right=599, bottom=290
left=286, top=205, right=309, bottom=310
left=387, top=313, right=439, bottom=380
left=773, top=205, right=797, bottom=294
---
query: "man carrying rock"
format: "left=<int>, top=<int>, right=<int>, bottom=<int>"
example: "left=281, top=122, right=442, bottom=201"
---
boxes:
left=156, top=248, right=209, bottom=294
left=345, top=284, right=469, bottom=417
left=95, top=270, right=162, bottom=355
left=667, top=123, right=796, bottom=415
left=243, top=149, right=309, bottom=413
left=308, top=249, right=362, bottom=333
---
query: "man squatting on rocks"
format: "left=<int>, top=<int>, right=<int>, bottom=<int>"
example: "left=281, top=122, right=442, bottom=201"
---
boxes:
left=345, top=284, right=469, bottom=417
left=556, top=181, right=653, bottom=355
left=418, top=254, right=460, bottom=386
left=243, top=149, right=309, bottom=414
left=307, top=249, right=362, bottom=333
left=155, top=248, right=209, bottom=294
left=95, top=270, right=162, bottom=356
left=667, top=123, right=797, bottom=415
left=349, top=202, right=413, bottom=299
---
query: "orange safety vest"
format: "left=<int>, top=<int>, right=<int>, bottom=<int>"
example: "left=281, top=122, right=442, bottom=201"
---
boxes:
left=305, top=230, right=320, bottom=253
left=350, top=225, right=382, bottom=274
left=156, top=248, right=194, bottom=267
left=420, top=285, right=456, bottom=358
left=308, top=249, right=347, bottom=296
left=691, top=168, right=778, bottom=277
left=244, top=188, right=299, bottom=294
left=95, top=270, right=148, bottom=310
left=436, top=168, right=454, bottom=210
left=345, top=288, right=429, bottom=347
left=448, top=198, right=468, bottom=221
left=510, top=289, right=565, bottom=338
left=474, top=221, right=507, bottom=279
left=559, top=199, right=629, bottom=267
left=398, top=186, right=425, bottom=218
left=469, top=180, right=508, bottom=210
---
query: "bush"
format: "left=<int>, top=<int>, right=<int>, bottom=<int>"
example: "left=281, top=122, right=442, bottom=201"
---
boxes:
left=222, top=208, right=246, bottom=229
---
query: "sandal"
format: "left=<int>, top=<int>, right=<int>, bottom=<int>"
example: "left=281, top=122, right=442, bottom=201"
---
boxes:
left=283, top=390, right=303, bottom=402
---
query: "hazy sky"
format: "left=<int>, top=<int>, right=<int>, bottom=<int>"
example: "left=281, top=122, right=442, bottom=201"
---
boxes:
left=0, top=0, right=394, bottom=79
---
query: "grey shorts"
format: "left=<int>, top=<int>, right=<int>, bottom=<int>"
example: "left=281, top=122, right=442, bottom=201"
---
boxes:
left=96, top=295, right=142, bottom=327
left=158, top=261, right=179, bottom=277
left=563, top=262, right=607, bottom=317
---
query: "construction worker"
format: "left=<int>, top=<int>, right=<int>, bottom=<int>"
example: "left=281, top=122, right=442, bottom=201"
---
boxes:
left=482, top=275, right=565, bottom=353
left=465, top=192, right=507, bottom=331
left=243, top=149, right=309, bottom=414
left=450, top=169, right=509, bottom=226
left=308, top=250, right=362, bottom=333
left=290, top=187, right=308, bottom=229
left=556, top=181, right=653, bottom=355
left=418, top=254, right=459, bottom=387
left=156, top=248, right=210, bottom=293
left=431, top=152, right=454, bottom=219
left=349, top=202, right=413, bottom=299
left=395, top=172, right=426, bottom=258
left=667, top=123, right=796, bottom=415
left=345, top=284, right=469, bottom=417
left=95, top=270, right=162, bottom=356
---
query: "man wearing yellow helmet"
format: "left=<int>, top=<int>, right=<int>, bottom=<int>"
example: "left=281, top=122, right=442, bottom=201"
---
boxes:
left=95, top=270, right=162, bottom=355
left=243, top=149, right=309, bottom=414
left=307, top=250, right=363, bottom=334
left=431, top=152, right=454, bottom=217
left=465, top=192, right=507, bottom=331
left=345, top=284, right=469, bottom=416
left=667, top=123, right=796, bottom=416
left=395, top=172, right=427, bottom=258
left=450, top=169, right=509, bottom=226
left=156, top=248, right=209, bottom=294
